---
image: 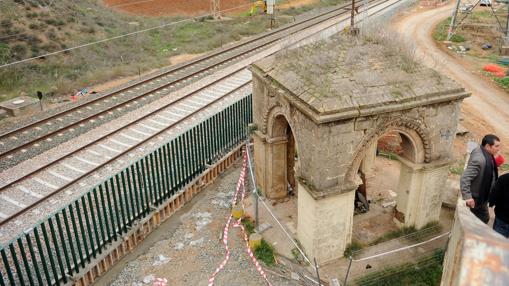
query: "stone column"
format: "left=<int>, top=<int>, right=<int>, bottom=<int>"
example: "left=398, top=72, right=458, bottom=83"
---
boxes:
left=395, top=158, right=450, bottom=228
left=297, top=181, right=355, bottom=264
left=253, top=131, right=288, bottom=199
left=360, top=140, right=377, bottom=178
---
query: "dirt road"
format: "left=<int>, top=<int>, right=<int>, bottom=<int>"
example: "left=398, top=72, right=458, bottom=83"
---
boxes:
left=391, top=3, right=509, bottom=146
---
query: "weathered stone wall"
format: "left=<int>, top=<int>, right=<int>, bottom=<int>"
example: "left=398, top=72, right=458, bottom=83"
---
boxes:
left=254, top=67, right=461, bottom=194
left=297, top=181, right=355, bottom=264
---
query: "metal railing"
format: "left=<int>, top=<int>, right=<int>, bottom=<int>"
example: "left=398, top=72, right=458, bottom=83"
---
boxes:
left=0, top=95, right=252, bottom=286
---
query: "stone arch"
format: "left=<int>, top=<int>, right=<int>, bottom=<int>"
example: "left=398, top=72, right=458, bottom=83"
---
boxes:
left=264, top=106, right=300, bottom=195
left=344, top=118, right=431, bottom=185
left=265, top=105, right=295, bottom=139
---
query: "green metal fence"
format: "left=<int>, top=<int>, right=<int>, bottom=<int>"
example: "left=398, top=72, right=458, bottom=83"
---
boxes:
left=0, top=95, right=252, bottom=286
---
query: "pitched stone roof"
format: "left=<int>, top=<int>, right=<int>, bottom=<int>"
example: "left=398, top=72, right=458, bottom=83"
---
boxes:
left=252, top=33, right=468, bottom=119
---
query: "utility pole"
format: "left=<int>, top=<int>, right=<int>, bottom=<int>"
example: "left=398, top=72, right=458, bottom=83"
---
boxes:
left=211, top=0, right=221, bottom=19
left=351, top=0, right=355, bottom=29
left=267, top=0, right=275, bottom=29
left=447, top=0, right=461, bottom=42
left=503, top=2, right=509, bottom=55
left=350, top=0, right=359, bottom=35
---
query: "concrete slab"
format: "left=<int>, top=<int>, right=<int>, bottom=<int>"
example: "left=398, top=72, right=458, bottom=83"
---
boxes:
left=0, top=96, right=40, bottom=117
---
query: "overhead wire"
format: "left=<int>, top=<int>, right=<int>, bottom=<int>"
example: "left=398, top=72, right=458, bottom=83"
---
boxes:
left=0, top=1, right=255, bottom=69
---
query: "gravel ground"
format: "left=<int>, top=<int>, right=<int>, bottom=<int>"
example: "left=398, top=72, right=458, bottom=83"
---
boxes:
left=101, top=162, right=301, bottom=286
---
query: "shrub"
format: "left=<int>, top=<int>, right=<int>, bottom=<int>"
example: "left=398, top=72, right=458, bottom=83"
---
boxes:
left=45, top=19, right=58, bottom=26
left=242, top=217, right=255, bottom=234
left=450, top=34, right=465, bottom=43
left=494, top=77, right=509, bottom=89
left=25, top=35, right=41, bottom=47
left=46, top=30, right=58, bottom=41
left=0, top=43, right=10, bottom=60
left=254, top=239, right=275, bottom=266
left=344, top=240, right=363, bottom=257
left=11, top=44, right=27, bottom=59
left=1, top=19, right=13, bottom=29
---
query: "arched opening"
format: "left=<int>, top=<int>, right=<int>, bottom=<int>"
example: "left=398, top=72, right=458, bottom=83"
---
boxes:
left=267, top=114, right=299, bottom=198
left=351, top=129, right=423, bottom=245
left=271, top=115, right=298, bottom=195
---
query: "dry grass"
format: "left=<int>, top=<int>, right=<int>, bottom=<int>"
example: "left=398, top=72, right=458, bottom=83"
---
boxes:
left=360, top=21, right=420, bottom=73
left=272, top=22, right=422, bottom=99
left=0, top=0, right=350, bottom=102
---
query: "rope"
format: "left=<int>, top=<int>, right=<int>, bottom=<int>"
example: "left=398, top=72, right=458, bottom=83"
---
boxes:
left=352, top=231, right=450, bottom=262
left=245, top=142, right=313, bottom=266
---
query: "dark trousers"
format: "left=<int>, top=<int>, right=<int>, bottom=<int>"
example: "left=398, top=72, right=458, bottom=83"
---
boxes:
left=493, top=217, right=509, bottom=238
left=470, top=202, right=489, bottom=224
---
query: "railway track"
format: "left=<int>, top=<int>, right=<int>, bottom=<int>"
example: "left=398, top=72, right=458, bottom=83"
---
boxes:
left=0, top=0, right=404, bottom=229
left=0, top=0, right=377, bottom=170
left=0, top=68, right=252, bottom=226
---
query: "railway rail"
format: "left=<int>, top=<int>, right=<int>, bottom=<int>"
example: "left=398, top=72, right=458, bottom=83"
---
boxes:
left=0, top=0, right=378, bottom=170
left=0, top=0, right=410, bottom=284
left=0, top=68, right=251, bottom=227
left=0, top=0, right=403, bottom=231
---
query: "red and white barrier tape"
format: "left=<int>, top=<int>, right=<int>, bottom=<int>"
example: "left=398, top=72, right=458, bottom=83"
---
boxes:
left=232, top=177, right=272, bottom=286
left=233, top=221, right=272, bottom=286
left=153, top=278, right=167, bottom=286
left=208, top=151, right=271, bottom=285
left=208, top=152, right=247, bottom=286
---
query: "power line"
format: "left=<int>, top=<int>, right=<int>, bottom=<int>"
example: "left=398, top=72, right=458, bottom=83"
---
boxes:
left=0, top=2, right=254, bottom=69
left=109, top=0, right=160, bottom=8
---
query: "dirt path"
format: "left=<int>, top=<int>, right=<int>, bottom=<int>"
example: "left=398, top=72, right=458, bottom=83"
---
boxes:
left=391, top=3, right=509, bottom=146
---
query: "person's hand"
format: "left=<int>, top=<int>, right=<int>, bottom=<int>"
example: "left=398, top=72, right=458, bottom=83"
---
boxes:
left=465, top=198, right=475, bottom=208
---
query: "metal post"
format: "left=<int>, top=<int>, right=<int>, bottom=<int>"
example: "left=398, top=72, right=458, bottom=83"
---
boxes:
left=344, top=256, right=353, bottom=286
left=447, top=0, right=462, bottom=41
left=246, top=142, right=259, bottom=229
left=314, top=257, right=321, bottom=286
left=506, top=3, right=509, bottom=44
left=351, top=0, right=356, bottom=29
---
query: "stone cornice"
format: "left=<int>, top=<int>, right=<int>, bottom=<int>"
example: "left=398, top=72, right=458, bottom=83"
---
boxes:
left=251, top=64, right=471, bottom=125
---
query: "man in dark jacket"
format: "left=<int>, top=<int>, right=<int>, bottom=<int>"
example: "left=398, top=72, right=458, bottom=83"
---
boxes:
left=460, top=134, right=500, bottom=223
left=489, top=173, right=509, bottom=237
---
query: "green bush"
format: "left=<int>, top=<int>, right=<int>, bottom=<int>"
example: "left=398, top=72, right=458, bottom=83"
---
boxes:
left=26, top=12, right=38, bottom=18
left=254, top=239, right=275, bottom=266
left=242, top=217, right=255, bottom=235
left=432, top=17, right=451, bottom=41
left=344, top=240, right=364, bottom=257
left=1, top=19, right=13, bottom=29
left=11, top=44, right=27, bottom=59
left=450, top=34, right=465, bottom=43
left=0, top=43, right=11, bottom=64
left=494, top=77, right=509, bottom=88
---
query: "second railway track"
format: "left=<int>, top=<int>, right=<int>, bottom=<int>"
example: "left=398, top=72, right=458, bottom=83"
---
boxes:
left=0, top=0, right=405, bottom=236
left=0, top=68, right=252, bottom=227
left=0, top=0, right=378, bottom=169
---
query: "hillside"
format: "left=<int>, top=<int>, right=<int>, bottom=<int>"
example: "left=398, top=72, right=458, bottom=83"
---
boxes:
left=0, top=0, right=344, bottom=103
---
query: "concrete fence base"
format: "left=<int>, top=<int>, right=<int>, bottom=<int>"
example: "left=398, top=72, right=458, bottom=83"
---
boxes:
left=69, top=146, right=243, bottom=286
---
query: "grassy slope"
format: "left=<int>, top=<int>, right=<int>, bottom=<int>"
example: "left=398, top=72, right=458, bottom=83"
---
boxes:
left=0, top=0, right=346, bottom=102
